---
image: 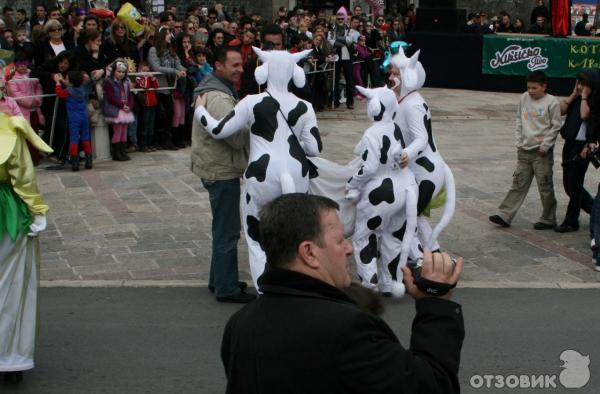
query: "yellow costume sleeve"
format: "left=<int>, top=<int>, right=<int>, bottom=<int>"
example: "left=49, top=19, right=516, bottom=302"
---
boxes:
left=6, top=136, right=49, bottom=215
left=0, top=113, right=51, bottom=215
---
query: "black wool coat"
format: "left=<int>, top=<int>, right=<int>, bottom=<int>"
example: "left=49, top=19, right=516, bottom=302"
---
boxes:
left=221, top=268, right=465, bottom=394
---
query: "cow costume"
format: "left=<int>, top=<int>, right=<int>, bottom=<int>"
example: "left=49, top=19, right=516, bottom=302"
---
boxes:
left=346, top=86, right=418, bottom=298
left=391, top=48, right=456, bottom=256
left=194, top=47, right=322, bottom=289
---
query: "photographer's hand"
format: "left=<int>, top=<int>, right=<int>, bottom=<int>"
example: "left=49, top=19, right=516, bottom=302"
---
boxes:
left=401, top=250, right=464, bottom=301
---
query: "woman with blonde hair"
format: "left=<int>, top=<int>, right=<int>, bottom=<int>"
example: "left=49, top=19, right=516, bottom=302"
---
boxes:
left=387, top=18, right=405, bottom=43
left=103, top=17, right=140, bottom=67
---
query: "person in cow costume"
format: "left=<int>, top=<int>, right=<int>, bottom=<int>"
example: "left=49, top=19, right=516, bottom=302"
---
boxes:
left=390, top=48, right=456, bottom=260
left=194, top=47, right=322, bottom=289
left=345, top=85, right=418, bottom=298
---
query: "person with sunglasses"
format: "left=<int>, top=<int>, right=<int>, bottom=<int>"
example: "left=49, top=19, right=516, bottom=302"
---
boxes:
left=103, top=18, right=140, bottom=66
left=34, top=19, right=74, bottom=66
left=327, top=8, right=355, bottom=110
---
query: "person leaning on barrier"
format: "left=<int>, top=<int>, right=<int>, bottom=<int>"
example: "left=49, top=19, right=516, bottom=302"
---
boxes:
left=222, top=193, right=465, bottom=394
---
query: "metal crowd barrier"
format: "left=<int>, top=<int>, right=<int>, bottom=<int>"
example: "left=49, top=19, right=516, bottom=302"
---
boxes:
left=6, top=72, right=177, bottom=149
left=301, top=55, right=384, bottom=109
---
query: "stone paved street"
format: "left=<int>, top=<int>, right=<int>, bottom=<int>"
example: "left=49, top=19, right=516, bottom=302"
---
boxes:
left=36, top=88, right=600, bottom=286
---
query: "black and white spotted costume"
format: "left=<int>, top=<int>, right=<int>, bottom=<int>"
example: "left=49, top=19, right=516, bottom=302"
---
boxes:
left=391, top=49, right=456, bottom=256
left=194, top=48, right=322, bottom=289
left=346, top=86, right=418, bottom=298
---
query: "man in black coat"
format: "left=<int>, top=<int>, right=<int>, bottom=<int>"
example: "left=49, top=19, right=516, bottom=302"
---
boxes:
left=221, top=193, right=465, bottom=394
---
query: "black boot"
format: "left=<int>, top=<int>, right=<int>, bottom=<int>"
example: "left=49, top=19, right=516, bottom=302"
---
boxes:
left=120, top=142, right=131, bottom=161
left=173, top=126, right=186, bottom=148
left=3, top=371, right=23, bottom=384
left=70, top=155, right=79, bottom=171
left=111, top=143, right=126, bottom=161
left=84, top=154, right=93, bottom=169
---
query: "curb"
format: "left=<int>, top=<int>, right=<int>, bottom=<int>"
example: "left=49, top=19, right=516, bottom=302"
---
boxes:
left=40, top=280, right=600, bottom=289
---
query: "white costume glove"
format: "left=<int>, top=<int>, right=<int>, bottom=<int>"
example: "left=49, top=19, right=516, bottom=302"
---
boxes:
left=390, top=145, right=403, bottom=169
left=345, top=189, right=361, bottom=203
left=29, top=215, right=47, bottom=235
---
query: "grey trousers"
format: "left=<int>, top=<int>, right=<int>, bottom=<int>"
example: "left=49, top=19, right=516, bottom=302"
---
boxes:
left=498, top=148, right=557, bottom=225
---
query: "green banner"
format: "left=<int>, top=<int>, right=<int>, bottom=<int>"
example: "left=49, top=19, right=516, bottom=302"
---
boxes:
left=482, top=35, right=600, bottom=78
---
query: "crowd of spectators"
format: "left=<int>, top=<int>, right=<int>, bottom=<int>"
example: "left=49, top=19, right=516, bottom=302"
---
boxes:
left=465, top=0, right=597, bottom=36
left=0, top=2, right=421, bottom=167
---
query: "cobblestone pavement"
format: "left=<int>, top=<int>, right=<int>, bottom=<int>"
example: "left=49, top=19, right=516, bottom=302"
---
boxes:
left=36, top=88, right=600, bottom=286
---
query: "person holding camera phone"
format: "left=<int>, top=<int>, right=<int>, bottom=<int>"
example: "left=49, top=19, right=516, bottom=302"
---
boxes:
left=222, top=193, right=465, bottom=393
left=554, top=70, right=599, bottom=233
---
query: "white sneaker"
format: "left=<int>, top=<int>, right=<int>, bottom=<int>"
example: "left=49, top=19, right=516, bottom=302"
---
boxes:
left=595, top=264, right=600, bottom=272
left=592, top=238, right=597, bottom=250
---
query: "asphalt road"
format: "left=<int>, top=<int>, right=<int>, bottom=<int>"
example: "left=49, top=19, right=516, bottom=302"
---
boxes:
left=1, top=288, right=598, bottom=394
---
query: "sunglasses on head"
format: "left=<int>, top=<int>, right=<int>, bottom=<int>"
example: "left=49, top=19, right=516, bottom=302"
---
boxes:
left=115, top=25, right=125, bottom=29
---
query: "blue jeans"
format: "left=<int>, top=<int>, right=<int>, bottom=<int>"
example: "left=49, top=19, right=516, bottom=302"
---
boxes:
left=127, top=114, right=138, bottom=145
left=139, top=107, right=156, bottom=148
left=591, top=185, right=600, bottom=262
left=202, top=178, right=242, bottom=297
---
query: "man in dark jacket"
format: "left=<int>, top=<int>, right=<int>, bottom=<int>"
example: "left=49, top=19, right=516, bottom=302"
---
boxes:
left=222, top=193, right=465, bottom=393
left=574, top=13, right=591, bottom=36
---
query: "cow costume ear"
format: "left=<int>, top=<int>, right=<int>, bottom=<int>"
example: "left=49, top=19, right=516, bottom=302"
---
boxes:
left=362, top=88, right=383, bottom=120
left=400, top=50, right=419, bottom=91
left=409, top=49, right=420, bottom=67
left=253, top=46, right=270, bottom=85
left=252, top=46, right=269, bottom=62
left=293, top=65, right=306, bottom=87
left=356, top=85, right=373, bottom=99
left=255, top=63, right=269, bottom=85
left=292, top=49, right=313, bottom=62
left=291, top=49, right=312, bottom=88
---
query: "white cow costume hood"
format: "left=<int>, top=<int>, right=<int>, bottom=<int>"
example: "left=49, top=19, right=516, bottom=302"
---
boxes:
left=390, top=48, right=426, bottom=99
left=194, top=47, right=322, bottom=289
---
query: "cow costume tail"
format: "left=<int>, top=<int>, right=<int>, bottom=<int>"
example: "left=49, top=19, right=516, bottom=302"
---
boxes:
left=426, top=163, right=456, bottom=250
left=393, top=186, right=418, bottom=298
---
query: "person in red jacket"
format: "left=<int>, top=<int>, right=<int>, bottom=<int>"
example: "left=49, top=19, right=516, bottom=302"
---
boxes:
left=135, top=61, right=159, bottom=152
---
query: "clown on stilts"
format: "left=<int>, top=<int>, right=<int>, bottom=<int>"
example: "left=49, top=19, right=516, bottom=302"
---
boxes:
left=0, top=112, right=52, bottom=383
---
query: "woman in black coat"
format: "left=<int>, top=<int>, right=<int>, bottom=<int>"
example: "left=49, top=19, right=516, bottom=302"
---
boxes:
left=74, top=29, right=109, bottom=79
left=30, top=51, right=77, bottom=163
left=33, top=19, right=75, bottom=67
left=102, top=18, right=141, bottom=67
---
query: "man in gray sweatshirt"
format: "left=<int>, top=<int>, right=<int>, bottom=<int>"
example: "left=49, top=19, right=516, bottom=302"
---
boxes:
left=191, top=46, right=255, bottom=303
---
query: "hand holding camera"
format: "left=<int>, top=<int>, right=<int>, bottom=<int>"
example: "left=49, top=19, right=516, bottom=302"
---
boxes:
left=401, top=250, right=463, bottom=300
